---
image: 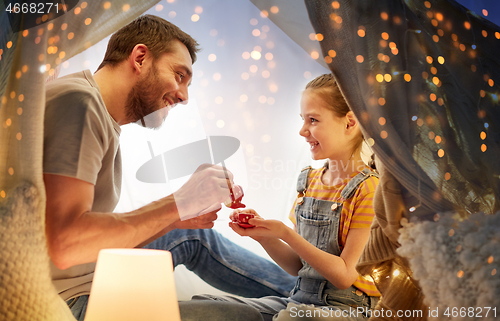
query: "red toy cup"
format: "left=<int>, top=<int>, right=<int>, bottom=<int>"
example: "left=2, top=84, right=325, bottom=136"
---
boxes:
left=237, top=212, right=255, bottom=228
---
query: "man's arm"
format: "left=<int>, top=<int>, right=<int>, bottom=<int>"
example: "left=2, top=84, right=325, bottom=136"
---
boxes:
left=45, top=164, right=232, bottom=270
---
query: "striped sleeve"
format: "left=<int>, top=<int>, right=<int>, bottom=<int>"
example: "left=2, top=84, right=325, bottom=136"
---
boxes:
left=350, top=176, right=378, bottom=229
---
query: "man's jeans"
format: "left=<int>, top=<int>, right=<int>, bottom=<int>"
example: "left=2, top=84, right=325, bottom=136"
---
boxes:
left=68, top=229, right=297, bottom=320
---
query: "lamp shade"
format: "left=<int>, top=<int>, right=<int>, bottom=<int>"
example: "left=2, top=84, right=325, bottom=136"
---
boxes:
left=84, top=249, right=180, bottom=321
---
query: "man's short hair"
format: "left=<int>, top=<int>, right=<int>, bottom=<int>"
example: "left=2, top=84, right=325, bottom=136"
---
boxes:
left=97, top=14, right=199, bottom=71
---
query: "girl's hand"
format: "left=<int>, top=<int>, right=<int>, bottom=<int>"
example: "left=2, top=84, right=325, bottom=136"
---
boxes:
left=229, top=213, right=290, bottom=241
left=229, top=208, right=260, bottom=222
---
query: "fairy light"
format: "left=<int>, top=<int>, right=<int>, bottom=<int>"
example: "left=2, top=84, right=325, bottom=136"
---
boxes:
left=251, top=51, right=261, bottom=60
left=216, top=120, right=225, bottom=128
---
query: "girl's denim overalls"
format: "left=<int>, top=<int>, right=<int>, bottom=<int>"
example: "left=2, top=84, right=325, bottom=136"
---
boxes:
left=289, top=166, right=379, bottom=315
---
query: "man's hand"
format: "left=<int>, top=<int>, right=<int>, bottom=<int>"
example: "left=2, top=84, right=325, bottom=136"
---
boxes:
left=172, top=209, right=219, bottom=230
left=173, top=164, right=234, bottom=221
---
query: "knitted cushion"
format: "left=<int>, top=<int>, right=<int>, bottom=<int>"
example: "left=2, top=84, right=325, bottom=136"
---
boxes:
left=0, top=184, right=75, bottom=321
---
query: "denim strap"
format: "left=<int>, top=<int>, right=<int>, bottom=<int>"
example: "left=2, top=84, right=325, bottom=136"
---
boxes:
left=340, top=168, right=379, bottom=200
left=296, top=166, right=313, bottom=194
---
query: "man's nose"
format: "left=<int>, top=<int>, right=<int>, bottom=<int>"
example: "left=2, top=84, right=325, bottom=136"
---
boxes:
left=176, top=87, right=188, bottom=105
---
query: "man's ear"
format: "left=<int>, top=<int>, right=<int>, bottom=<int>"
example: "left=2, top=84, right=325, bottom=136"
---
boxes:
left=129, top=44, right=149, bottom=74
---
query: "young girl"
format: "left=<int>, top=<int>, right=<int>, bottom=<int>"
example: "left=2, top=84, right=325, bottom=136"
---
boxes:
left=191, top=74, right=380, bottom=321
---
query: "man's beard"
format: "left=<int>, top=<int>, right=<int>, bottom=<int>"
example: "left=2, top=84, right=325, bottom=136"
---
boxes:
left=125, top=63, right=168, bottom=129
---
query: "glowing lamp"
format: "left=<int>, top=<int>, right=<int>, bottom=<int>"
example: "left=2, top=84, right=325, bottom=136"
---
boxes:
left=84, top=249, right=180, bottom=321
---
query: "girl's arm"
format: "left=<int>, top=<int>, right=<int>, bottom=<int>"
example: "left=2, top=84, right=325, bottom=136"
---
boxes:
left=254, top=235, right=303, bottom=276
left=281, top=225, right=370, bottom=289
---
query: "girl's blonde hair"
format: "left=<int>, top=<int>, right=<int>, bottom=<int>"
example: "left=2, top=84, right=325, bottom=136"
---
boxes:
left=304, top=74, right=364, bottom=155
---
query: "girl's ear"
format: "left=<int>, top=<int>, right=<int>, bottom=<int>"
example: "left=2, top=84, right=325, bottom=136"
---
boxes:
left=345, top=111, right=358, bottom=131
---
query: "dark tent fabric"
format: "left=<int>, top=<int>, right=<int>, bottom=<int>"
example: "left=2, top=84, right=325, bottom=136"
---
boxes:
left=304, top=0, right=500, bottom=220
